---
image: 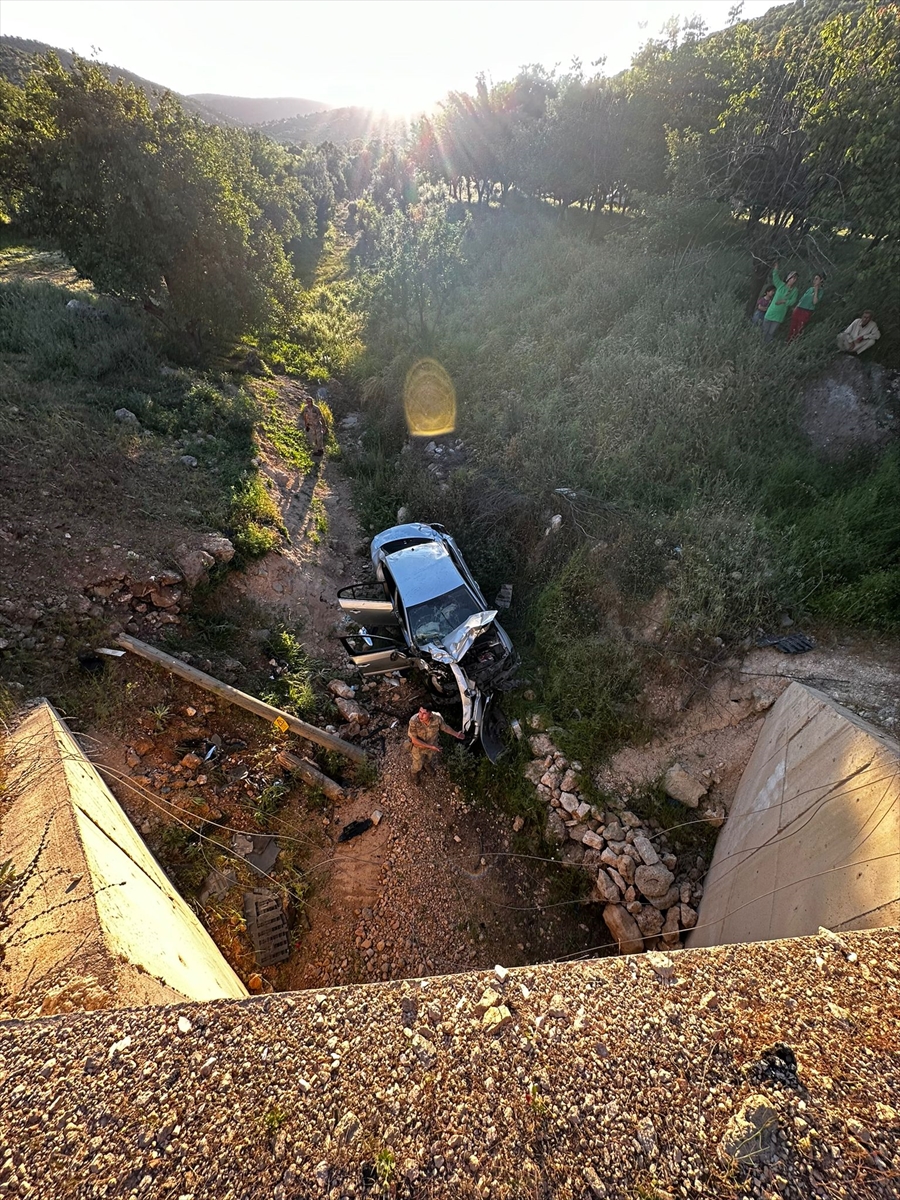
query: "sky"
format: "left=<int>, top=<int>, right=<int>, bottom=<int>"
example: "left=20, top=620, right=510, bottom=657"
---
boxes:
left=1, top=0, right=790, bottom=114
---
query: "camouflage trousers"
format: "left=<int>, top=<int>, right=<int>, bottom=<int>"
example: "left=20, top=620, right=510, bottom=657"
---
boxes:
left=409, top=742, right=439, bottom=774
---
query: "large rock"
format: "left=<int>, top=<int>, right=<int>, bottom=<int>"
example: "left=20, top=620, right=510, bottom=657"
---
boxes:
left=632, top=835, right=659, bottom=866
left=635, top=906, right=664, bottom=937
left=173, top=544, right=215, bottom=589
left=634, top=862, right=675, bottom=899
left=647, top=885, right=681, bottom=911
left=615, top=854, right=635, bottom=885
left=593, top=869, right=621, bottom=904
left=558, top=792, right=579, bottom=815
left=524, top=760, right=546, bottom=786
left=335, top=697, right=368, bottom=724
left=201, top=534, right=235, bottom=564
left=718, top=1095, right=779, bottom=1166
left=602, top=904, right=644, bottom=955
left=545, top=810, right=567, bottom=845
left=581, top=830, right=604, bottom=851
left=664, top=764, right=707, bottom=808
left=529, top=735, right=555, bottom=757
left=661, top=907, right=681, bottom=946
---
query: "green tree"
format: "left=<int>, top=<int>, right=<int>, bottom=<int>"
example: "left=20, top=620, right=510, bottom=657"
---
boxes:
left=1, top=55, right=304, bottom=354
left=364, top=185, right=471, bottom=345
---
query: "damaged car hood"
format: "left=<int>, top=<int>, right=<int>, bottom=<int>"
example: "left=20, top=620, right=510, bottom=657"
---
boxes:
left=422, top=610, right=498, bottom=663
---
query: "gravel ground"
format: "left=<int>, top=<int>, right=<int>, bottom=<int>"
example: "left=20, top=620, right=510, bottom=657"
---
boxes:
left=2, top=928, right=897, bottom=1200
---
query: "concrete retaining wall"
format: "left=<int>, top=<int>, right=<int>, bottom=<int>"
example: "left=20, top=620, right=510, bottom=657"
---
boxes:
left=0, top=701, right=247, bottom=1005
left=689, top=682, right=899, bottom=947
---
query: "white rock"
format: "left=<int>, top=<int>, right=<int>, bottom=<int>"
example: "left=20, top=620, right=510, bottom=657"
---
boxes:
left=634, top=862, right=675, bottom=898
left=615, top=854, right=635, bottom=885
left=632, top=835, right=659, bottom=866
left=664, top=764, right=707, bottom=808
left=177, top=1016, right=192, bottom=1034
left=602, top=904, right=643, bottom=955
left=608, top=867, right=627, bottom=894
left=558, top=792, right=579, bottom=815
left=581, top=830, right=604, bottom=851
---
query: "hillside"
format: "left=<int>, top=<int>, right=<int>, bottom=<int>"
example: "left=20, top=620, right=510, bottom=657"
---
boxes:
left=189, top=92, right=330, bottom=124
left=263, top=105, right=411, bottom=146
left=0, top=35, right=233, bottom=125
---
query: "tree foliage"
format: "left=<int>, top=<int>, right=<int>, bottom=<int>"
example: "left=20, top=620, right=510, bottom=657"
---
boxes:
left=0, top=55, right=343, bottom=352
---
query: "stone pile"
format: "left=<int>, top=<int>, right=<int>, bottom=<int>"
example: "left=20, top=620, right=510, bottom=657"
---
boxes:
left=77, top=534, right=235, bottom=636
left=525, top=732, right=706, bottom=954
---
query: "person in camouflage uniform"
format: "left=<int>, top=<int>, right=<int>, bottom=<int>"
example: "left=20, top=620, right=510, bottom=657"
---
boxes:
left=407, top=706, right=464, bottom=776
left=302, top=395, right=326, bottom=455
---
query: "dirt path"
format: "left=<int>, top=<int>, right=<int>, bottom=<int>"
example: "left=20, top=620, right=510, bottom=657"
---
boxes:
left=276, top=725, right=600, bottom=991
left=215, top=381, right=610, bottom=989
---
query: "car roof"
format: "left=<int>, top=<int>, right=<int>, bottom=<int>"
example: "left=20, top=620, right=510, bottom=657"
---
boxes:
left=371, top=522, right=442, bottom=560
left=383, top=540, right=471, bottom=608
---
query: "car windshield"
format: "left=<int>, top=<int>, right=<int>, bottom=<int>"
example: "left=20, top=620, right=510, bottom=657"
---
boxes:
left=407, top=585, right=483, bottom=645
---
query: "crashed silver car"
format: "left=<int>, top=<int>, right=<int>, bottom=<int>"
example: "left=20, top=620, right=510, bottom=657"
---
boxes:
left=337, top=523, right=517, bottom=760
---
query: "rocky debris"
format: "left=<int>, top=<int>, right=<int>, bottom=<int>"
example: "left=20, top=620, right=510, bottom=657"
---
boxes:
left=38, top=976, right=113, bottom=1015
left=664, top=763, right=708, bottom=808
left=8, top=928, right=893, bottom=1199
left=334, top=697, right=369, bottom=725
left=524, top=731, right=708, bottom=953
left=5, top=533, right=239, bottom=650
left=174, top=543, right=216, bottom=589
left=602, top=904, right=643, bottom=955
left=200, top=534, right=236, bottom=565
left=328, top=679, right=356, bottom=699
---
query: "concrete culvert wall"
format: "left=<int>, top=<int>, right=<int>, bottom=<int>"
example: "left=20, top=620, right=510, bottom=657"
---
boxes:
left=689, top=682, right=899, bottom=948
left=0, top=701, right=247, bottom=1010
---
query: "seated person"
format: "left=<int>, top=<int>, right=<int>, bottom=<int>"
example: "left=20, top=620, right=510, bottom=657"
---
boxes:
left=837, top=311, right=880, bottom=355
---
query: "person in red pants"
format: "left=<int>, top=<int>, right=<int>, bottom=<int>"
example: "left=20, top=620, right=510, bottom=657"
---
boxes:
left=789, top=274, right=824, bottom=341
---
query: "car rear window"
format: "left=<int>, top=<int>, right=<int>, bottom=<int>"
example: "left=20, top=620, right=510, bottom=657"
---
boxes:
left=407, top=585, right=483, bottom=645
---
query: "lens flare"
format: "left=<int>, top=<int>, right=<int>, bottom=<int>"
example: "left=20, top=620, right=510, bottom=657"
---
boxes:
left=403, top=358, right=456, bottom=437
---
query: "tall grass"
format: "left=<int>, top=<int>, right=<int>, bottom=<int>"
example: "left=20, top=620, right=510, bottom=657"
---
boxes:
left=347, top=209, right=899, bottom=761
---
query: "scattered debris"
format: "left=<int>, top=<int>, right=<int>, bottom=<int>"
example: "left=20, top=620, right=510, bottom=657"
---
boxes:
left=756, top=632, right=816, bottom=654
left=338, top=818, right=374, bottom=843
left=117, top=633, right=366, bottom=762
left=232, top=832, right=281, bottom=875
left=243, top=889, right=291, bottom=967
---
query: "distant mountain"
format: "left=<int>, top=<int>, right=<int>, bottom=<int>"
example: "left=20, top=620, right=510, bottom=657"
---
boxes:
left=264, top=106, right=412, bottom=147
left=0, top=35, right=235, bottom=125
left=189, top=94, right=329, bottom=125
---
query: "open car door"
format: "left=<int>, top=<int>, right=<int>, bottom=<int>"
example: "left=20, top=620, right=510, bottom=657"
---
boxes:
left=340, top=629, right=415, bottom=677
left=337, top=582, right=397, bottom=627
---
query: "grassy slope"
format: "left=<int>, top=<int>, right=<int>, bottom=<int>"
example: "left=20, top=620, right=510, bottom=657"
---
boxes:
left=348, top=206, right=899, bottom=762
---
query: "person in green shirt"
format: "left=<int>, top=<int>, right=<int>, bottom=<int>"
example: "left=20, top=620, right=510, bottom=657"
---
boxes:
left=762, top=261, right=799, bottom=342
left=789, top=273, right=824, bottom=341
